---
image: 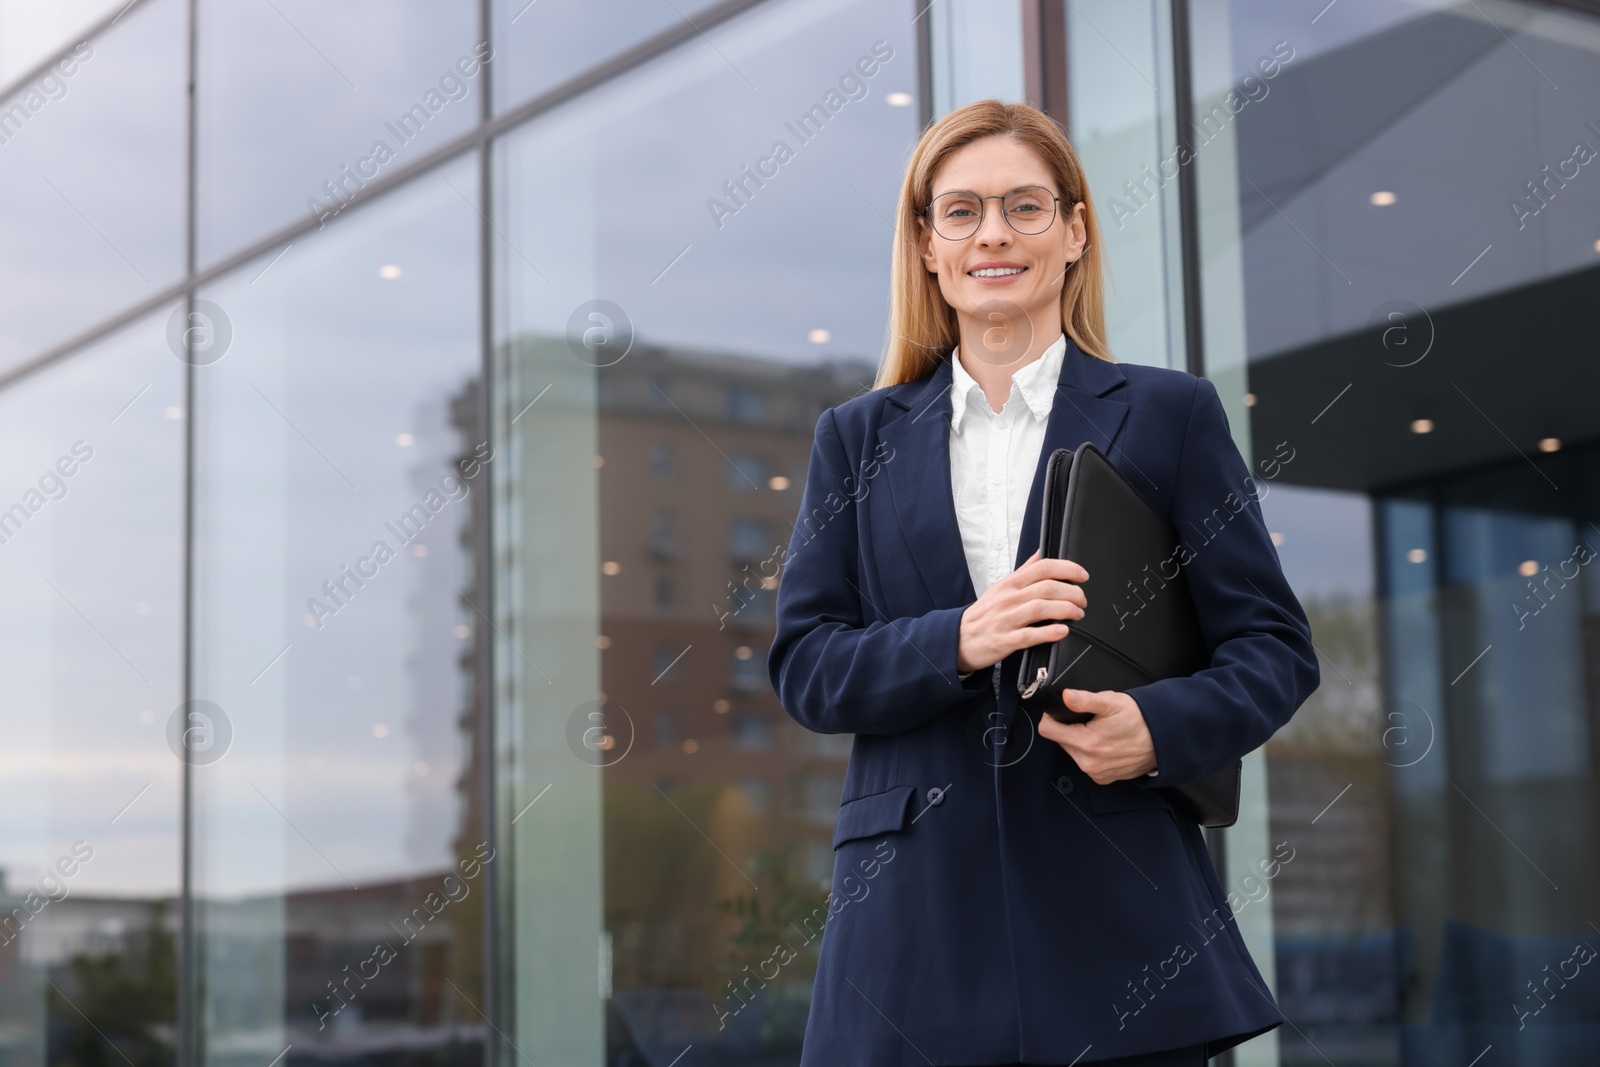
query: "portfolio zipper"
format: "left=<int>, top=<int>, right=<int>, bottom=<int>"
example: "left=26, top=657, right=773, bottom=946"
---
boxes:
left=1019, top=665, right=1047, bottom=700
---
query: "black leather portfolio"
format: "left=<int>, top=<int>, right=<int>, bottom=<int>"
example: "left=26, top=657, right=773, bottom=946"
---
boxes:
left=1016, top=442, right=1242, bottom=828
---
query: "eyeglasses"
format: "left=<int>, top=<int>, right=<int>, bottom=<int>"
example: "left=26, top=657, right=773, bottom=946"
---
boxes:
left=923, top=185, right=1074, bottom=240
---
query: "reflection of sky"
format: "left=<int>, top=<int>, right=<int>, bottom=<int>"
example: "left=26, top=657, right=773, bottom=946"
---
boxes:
left=498, top=0, right=922, bottom=368
left=1258, top=482, right=1374, bottom=601
left=196, top=0, right=478, bottom=268
left=0, top=312, right=184, bottom=898
left=491, top=0, right=729, bottom=115
left=193, top=156, right=479, bottom=897
left=0, top=0, right=123, bottom=83
left=0, top=0, right=184, bottom=377
left=1224, top=0, right=1600, bottom=360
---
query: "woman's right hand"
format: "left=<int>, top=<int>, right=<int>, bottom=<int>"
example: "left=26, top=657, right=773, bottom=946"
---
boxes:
left=955, top=549, right=1088, bottom=674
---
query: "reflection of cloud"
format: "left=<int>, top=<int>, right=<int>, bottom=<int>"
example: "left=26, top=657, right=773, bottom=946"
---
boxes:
left=498, top=0, right=919, bottom=369
left=0, top=0, right=186, bottom=375
left=0, top=1, right=122, bottom=82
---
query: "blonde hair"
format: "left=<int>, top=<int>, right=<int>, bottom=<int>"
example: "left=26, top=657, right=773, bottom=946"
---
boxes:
left=873, top=99, right=1112, bottom=390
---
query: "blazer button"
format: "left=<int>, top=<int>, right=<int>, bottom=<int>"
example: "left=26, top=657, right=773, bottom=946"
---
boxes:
left=926, top=787, right=946, bottom=806
left=1054, top=774, right=1075, bottom=796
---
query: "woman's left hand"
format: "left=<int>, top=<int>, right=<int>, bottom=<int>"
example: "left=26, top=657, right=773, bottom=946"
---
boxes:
left=1036, top=688, right=1158, bottom=784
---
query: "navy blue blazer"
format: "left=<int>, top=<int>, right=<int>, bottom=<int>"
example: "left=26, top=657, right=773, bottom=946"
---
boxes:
left=767, top=338, right=1321, bottom=1064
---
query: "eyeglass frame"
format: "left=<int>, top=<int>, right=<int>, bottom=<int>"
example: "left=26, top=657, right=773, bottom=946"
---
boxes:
left=920, top=185, right=1080, bottom=240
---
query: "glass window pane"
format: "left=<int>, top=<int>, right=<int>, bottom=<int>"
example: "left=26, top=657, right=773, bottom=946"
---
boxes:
left=490, top=0, right=727, bottom=116
left=0, top=0, right=185, bottom=376
left=492, top=0, right=919, bottom=1060
left=0, top=311, right=183, bottom=1067
left=1066, top=0, right=1185, bottom=369
left=196, top=0, right=480, bottom=267
left=192, top=155, right=485, bottom=1057
left=1190, top=0, right=1600, bottom=1056
left=0, top=0, right=126, bottom=85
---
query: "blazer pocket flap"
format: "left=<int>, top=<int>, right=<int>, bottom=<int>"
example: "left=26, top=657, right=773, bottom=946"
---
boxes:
left=831, top=785, right=915, bottom=850
left=1085, top=781, right=1173, bottom=815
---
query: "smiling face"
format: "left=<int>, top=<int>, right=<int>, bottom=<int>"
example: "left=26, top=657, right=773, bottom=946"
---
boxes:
left=916, top=134, right=1087, bottom=342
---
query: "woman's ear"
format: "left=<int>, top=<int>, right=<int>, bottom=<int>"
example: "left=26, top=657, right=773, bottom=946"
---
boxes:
left=1065, top=201, right=1088, bottom=260
left=916, top=216, right=939, bottom=273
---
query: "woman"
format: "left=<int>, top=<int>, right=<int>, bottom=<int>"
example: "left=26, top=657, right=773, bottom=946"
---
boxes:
left=766, top=100, right=1320, bottom=1066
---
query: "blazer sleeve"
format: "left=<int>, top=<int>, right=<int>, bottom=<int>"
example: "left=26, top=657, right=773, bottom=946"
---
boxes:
left=767, top=406, right=991, bottom=736
left=1125, top=375, right=1321, bottom=789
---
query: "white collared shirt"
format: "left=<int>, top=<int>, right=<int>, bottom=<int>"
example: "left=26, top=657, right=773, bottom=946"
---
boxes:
left=948, top=333, right=1067, bottom=596
left=948, top=335, right=1159, bottom=776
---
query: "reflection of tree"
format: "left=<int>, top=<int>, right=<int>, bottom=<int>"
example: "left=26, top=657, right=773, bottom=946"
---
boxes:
left=1271, top=591, right=1380, bottom=756
left=48, top=901, right=175, bottom=1067
left=604, top=780, right=733, bottom=992
left=709, top=847, right=826, bottom=1048
left=1266, top=591, right=1394, bottom=939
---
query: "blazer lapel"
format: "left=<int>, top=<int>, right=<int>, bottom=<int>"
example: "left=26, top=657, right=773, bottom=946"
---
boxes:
left=878, top=358, right=977, bottom=611
left=878, top=338, right=1132, bottom=611
left=1013, top=339, right=1131, bottom=571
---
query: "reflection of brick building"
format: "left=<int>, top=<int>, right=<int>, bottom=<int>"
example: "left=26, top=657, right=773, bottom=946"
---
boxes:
left=594, top=342, right=873, bottom=991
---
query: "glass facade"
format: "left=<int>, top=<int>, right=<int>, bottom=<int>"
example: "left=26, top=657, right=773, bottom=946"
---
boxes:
left=1, top=1, right=1596, bottom=1066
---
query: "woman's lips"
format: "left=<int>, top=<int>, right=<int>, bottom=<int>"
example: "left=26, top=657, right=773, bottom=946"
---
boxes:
left=967, top=265, right=1028, bottom=284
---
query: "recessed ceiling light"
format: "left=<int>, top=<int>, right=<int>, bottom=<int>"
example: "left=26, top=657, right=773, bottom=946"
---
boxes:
left=1243, top=392, right=1256, bottom=407
left=1518, top=559, right=1540, bottom=577
left=885, top=92, right=913, bottom=107
left=1410, top=418, right=1433, bottom=434
left=808, top=328, right=832, bottom=344
left=378, top=264, right=403, bottom=279
left=602, top=561, right=621, bottom=575
left=769, top=475, right=790, bottom=490
left=1407, top=548, right=1427, bottom=563
left=1538, top=437, right=1560, bottom=452
left=1370, top=191, right=1397, bottom=206
left=395, top=432, right=414, bottom=446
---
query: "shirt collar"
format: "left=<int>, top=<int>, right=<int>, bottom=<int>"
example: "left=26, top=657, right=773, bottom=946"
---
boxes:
left=949, top=332, right=1068, bottom=434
